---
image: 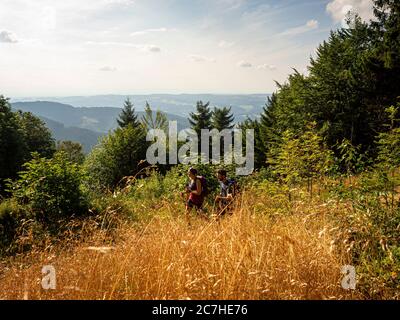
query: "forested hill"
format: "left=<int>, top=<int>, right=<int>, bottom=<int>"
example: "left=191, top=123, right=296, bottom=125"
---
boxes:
left=10, top=101, right=191, bottom=151
left=11, top=94, right=268, bottom=123
left=11, top=101, right=190, bottom=133
left=37, top=116, right=103, bottom=153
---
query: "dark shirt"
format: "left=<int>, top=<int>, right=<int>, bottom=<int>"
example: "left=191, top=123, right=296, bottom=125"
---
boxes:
left=188, top=178, right=204, bottom=205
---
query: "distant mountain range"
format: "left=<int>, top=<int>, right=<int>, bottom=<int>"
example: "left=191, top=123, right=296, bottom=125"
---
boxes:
left=10, top=94, right=269, bottom=153
left=11, top=94, right=269, bottom=122
left=37, top=116, right=103, bottom=153
left=11, top=101, right=190, bottom=152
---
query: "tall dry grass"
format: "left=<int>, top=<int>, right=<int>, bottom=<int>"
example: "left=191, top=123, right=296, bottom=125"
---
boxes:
left=0, top=190, right=358, bottom=300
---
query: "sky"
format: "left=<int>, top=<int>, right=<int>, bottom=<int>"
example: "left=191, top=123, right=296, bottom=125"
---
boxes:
left=0, top=0, right=375, bottom=97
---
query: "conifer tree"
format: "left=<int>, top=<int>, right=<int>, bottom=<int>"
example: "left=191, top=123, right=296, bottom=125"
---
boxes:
left=141, top=102, right=168, bottom=132
left=238, top=118, right=265, bottom=169
left=188, top=101, right=212, bottom=155
left=211, top=107, right=235, bottom=131
left=210, top=106, right=235, bottom=159
left=117, top=98, right=139, bottom=128
left=188, top=101, right=212, bottom=136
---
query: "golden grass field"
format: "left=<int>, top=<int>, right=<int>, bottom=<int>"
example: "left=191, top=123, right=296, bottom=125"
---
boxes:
left=0, top=188, right=360, bottom=300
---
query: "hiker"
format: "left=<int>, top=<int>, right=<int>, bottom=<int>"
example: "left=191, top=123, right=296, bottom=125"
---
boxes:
left=215, top=169, right=237, bottom=216
left=183, top=168, right=207, bottom=221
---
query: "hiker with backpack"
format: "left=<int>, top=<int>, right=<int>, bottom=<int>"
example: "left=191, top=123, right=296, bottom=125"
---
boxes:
left=215, top=169, right=238, bottom=216
left=183, top=167, right=208, bottom=222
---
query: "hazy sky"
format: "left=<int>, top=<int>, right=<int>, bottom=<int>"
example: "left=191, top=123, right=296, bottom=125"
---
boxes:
left=0, top=0, right=374, bottom=97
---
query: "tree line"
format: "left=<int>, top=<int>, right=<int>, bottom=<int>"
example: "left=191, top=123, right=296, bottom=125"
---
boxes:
left=246, top=0, right=400, bottom=173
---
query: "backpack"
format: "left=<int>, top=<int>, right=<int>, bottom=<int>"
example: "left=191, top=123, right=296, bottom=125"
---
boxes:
left=197, top=176, right=209, bottom=197
left=226, top=178, right=238, bottom=197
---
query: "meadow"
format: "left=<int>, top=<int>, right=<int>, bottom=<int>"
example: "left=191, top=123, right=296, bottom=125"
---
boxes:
left=1, top=168, right=398, bottom=300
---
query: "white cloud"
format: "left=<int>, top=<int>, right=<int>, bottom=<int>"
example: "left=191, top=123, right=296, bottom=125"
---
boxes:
left=104, top=0, right=135, bottom=6
left=145, top=45, right=161, bottom=52
left=218, top=40, right=235, bottom=48
left=280, top=19, right=319, bottom=36
left=0, top=30, right=18, bottom=43
left=86, top=41, right=161, bottom=52
left=237, top=60, right=252, bottom=68
left=219, top=0, right=245, bottom=10
left=257, top=64, right=277, bottom=71
left=41, top=6, right=57, bottom=31
left=326, top=0, right=374, bottom=26
left=306, top=20, right=319, bottom=29
left=86, top=41, right=138, bottom=47
left=99, top=66, right=117, bottom=71
left=131, top=28, right=168, bottom=36
left=189, top=55, right=216, bottom=63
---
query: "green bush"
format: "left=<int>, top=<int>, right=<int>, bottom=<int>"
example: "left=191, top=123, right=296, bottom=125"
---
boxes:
left=7, top=152, right=88, bottom=225
left=0, top=199, right=31, bottom=255
left=121, top=162, right=240, bottom=208
left=84, top=125, right=148, bottom=192
left=329, top=168, right=400, bottom=298
left=0, top=200, right=18, bottom=252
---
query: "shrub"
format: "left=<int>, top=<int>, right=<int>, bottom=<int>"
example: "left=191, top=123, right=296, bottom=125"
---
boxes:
left=0, top=200, right=18, bottom=253
left=7, top=152, right=88, bottom=225
left=84, top=125, right=148, bottom=192
left=56, top=140, right=85, bottom=164
left=0, top=199, right=33, bottom=255
left=329, top=168, right=400, bottom=298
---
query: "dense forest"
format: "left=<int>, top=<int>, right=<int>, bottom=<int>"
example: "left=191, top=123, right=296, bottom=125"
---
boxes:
left=0, top=0, right=399, bottom=299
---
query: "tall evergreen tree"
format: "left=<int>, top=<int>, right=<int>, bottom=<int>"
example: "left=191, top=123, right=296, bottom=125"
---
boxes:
left=371, top=0, right=400, bottom=69
left=188, top=101, right=212, bottom=136
left=238, top=118, right=265, bottom=170
left=211, top=107, right=235, bottom=131
left=260, top=93, right=280, bottom=157
left=211, top=107, right=235, bottom=160
left=117, top=98, right=139, bottom=128
left=141, top=102, right=168, bottom=132
left=188, top=101, right=212, bottom=157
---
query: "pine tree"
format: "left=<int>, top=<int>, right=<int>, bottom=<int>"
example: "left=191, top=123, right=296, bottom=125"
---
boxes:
left=371, top=0, right=400, bottom=69
left=141, top=102, right=168, bottom=132
left=260, top=93, right=279, bottom=158
left=211, top=107, right=235, bottom=131
left=188, top=101, right=212, bottom=156
left=188, top=101, right=212, bottom=136
left=210, top=107, right=235, bottom=159
left=238, top=118, right=265, bottom=169
left=117, top=98, right=139, bottom=128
